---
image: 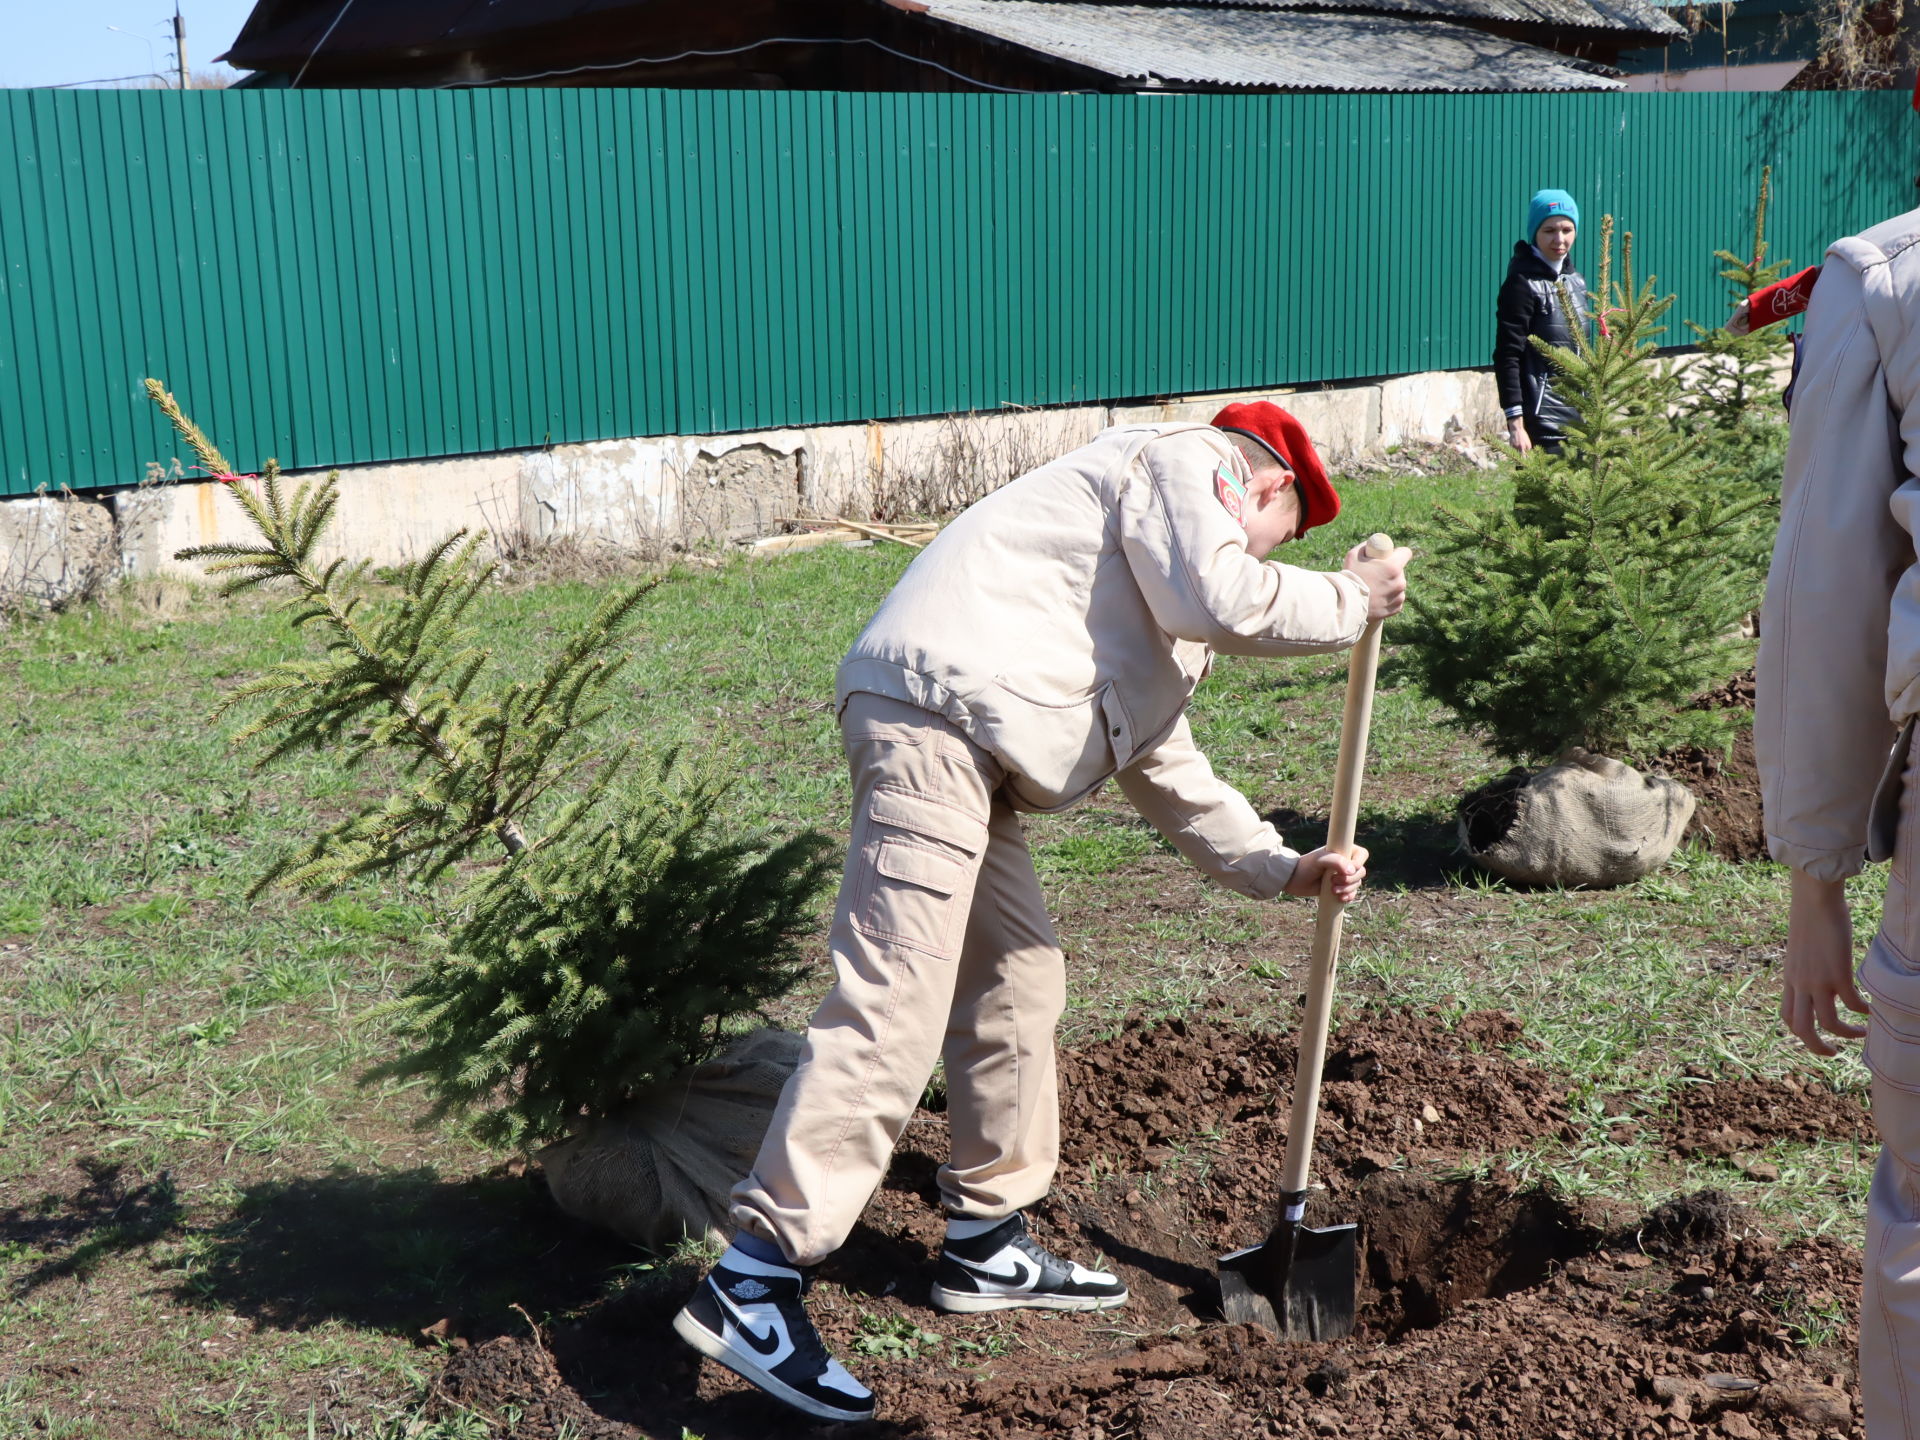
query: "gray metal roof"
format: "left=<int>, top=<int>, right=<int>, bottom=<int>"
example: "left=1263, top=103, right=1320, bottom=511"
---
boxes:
left=924, top=3, right=1629, bottom=90
left=1166, top=0, right=1685, bottom=35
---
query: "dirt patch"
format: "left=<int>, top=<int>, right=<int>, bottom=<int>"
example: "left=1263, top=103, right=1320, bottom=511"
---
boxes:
left=1660, top=1075, right=1875, bottom=1160
left=433, top=1333, right=629, bottom=1439
left=443, top=1177, right=1858, bottom=1440
left=1697, top=671, right=1759, bottom=712
left=1662, top=668, right=1766, bottom=863
left=422, top=1007, right=1861, bottom=1439
left=1056, top=1007, right=1570, bottom=1189
left=1662, top=727, right=1766, bottom=863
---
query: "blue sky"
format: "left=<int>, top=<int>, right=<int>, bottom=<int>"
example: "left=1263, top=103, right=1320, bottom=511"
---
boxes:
left=4, top=2, right=260, bottom=88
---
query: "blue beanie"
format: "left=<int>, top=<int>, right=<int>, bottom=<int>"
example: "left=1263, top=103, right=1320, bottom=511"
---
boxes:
left=1526, top=189, right=1580, bottom=241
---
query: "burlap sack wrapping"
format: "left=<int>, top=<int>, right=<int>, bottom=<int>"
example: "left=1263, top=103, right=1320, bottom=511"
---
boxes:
left=1458, top=748, right=1696, bottom=889
left=538, top=1026, right=802, bottom=1249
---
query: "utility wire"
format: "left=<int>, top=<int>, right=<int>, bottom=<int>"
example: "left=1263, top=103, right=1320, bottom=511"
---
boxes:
left=438, top=35, right=1040, bottom=94
left=291, top=0, right=359, bottom=89
left=45, top=72, right=168, bottom=89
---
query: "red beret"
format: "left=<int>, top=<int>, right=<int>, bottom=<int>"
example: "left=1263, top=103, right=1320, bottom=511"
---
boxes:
left=1209, top=401, right=1340, bottom=537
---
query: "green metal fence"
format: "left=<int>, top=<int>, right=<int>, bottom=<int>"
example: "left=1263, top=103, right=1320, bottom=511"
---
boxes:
left=1, top=87, right=1913, bottom=498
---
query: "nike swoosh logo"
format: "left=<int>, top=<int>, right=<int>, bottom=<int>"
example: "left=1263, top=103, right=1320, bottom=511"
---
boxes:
left=711, top=1280, right=784, bottom=1358
left=952, top=1253, right=1032, bottom=1286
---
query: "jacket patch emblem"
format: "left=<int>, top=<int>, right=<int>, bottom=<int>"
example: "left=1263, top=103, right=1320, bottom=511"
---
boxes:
left=1213, top=463, right=1246, bottom=525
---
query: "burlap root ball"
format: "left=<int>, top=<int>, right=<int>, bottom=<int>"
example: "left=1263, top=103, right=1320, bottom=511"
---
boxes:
left=1458, top=748, right=1696, bottom=889
left=538, top=1026, right=802, bottom=1250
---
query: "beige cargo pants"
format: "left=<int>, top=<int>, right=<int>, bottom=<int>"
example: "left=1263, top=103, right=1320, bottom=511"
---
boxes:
left=730, top=693, right=1067, bottom=1267
left=1863, top=730, right=1920, bottom=1438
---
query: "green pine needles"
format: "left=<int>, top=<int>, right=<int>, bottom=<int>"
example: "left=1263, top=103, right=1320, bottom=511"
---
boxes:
left=368, top=755, right=832, bottom=1146
left=1680, top=167, right=1792, bottom=581
left=148, top=382, right=836, bottom=1146
left=1685, top=165, right=1795, bottom=429
left=1398, top=222, right=1767, bottom=764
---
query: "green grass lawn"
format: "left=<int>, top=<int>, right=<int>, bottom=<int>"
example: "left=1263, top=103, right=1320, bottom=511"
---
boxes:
left=0, top=456, right=1873, bottom=1437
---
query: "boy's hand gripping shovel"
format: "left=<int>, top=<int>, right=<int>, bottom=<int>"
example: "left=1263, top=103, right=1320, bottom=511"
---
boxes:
left=1217, top=531, right=1394, bottom=1341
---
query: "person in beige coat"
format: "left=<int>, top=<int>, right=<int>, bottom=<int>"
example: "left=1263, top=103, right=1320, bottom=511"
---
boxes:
left=1759, top=208, right=1920, bottom=1438
left=674, top=402, right=1411, bottom=1424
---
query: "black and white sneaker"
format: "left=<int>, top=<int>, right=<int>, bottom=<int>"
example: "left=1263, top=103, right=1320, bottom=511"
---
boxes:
left=672, top=1243, right=875, bottom=1424
left=930, top=1212, right=1129, bottom=1314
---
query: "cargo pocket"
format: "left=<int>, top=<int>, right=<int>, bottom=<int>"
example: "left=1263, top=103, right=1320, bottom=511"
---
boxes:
left=1098, top=685, right=1136, bottom=772
left=850, top=786, right=987, bottom=959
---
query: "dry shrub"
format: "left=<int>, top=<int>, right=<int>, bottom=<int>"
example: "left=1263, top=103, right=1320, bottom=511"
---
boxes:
left=865, top=412, right=1050, bottom=522
left=1, top=487, right=125, bottom=623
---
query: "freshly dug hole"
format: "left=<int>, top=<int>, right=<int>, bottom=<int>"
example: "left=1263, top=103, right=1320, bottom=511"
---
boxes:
left=1352, top=1172, right=1602, bottom=1339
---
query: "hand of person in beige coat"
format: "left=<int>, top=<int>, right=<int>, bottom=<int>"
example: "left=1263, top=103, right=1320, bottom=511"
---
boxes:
left=1284, top=844, right=1370, bottom=902
left=1343, top=539, right=1411, bottom=622
left=1782, top=873, right=1869, bottom=1056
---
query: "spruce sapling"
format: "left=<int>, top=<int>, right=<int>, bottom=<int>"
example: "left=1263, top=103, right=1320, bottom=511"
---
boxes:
left=1681, top=166, right=1792, bottom=581
left=1684, top=166, right=1795, bottom=425
left=1398, top=221, right=1766, bottom=764
left=148, top=382, right=835, bottom=1146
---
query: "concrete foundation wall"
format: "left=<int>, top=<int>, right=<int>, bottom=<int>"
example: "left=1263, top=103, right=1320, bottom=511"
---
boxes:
left=4, top=365, right=1509, bottom=600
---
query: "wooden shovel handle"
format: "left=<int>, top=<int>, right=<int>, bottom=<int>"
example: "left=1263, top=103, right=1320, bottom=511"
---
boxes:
left=1277, top=532, right=1393, bottom=1206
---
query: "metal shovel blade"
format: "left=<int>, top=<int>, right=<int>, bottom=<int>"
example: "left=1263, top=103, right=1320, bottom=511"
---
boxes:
left=1217, top=1222, right=1358, bottom=1341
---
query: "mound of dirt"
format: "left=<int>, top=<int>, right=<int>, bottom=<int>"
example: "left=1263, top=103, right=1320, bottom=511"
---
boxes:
left=441, top=1007, right=1861, bottom=1440
left=459, top=1178, right=1858, bottom=1440
left=433, top=1333, right=628, bottom=1439
left=1056, top=1007, right=1569, bottom=1188
left=1659, top=1075, right=1874, bottom=1159
left=1663, top=668, right=1766, bottom=863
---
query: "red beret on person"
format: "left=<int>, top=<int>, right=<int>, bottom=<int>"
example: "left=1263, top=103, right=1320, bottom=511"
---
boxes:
left=1209, top=401, right=1341, bottom=537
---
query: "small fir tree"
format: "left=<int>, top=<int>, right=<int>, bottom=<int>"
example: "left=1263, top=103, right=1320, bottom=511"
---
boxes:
left=1398, top=222, right=1767, bottom=764
left=1684, top=166, right=1794, bottom=423
left=149, top=382, right=835, bottom=1146
left=1681, top=166, right=1793, bottom=578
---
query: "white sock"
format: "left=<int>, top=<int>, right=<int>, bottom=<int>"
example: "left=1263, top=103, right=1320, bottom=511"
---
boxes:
left=945, top=1213, right=1014, bottom=1240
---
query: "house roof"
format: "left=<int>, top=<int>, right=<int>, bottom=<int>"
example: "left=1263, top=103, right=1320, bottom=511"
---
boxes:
left=1137, top=0, right=1683, bottom=36
left=222, top=1, right=630, bottom=69
left=223, top=0, right=1657, bottom=88
left=923, top=2, right=1627, bottom=89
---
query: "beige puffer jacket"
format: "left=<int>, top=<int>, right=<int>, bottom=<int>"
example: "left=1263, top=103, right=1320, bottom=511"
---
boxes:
left=835, top=422, right=1371, bottom=899
left=1758, top=209, right=1920, bottom=881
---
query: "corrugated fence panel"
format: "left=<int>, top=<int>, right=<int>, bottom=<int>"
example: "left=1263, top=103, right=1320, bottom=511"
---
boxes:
left=0, top=87, right=1914, bottom=497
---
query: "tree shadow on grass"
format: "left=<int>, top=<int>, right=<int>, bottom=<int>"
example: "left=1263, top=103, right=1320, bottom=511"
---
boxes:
left=174, top=1166, right=636, bottom=1339
left=3, top=1157, right=184, bottom=1293
left=1263, top=805, right=1463, bottom=892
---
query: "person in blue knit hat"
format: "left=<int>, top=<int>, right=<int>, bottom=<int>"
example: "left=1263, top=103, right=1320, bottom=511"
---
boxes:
left=1493, top=187, right=1592, bottom=455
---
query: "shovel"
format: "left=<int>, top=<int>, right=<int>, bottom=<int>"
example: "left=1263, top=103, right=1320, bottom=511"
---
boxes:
left=1218, top=530, right=1394, bottom=1341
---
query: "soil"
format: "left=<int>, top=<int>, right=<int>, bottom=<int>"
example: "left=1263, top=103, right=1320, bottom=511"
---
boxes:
left=1053, top=1007, right=1570, bottom=1193
left=1662, top=669, right=1767, bottom=863
left=1659, top=1075, right=1875, bottom=1160
left=425, top=1007, right=1871, bottom=1439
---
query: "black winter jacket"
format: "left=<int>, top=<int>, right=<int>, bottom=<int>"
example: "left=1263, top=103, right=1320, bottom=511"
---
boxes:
left=1493, top=241, right=1591, bottom=435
